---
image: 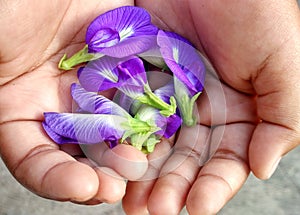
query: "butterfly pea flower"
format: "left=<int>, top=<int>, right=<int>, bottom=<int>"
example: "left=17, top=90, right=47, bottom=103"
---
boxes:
left=73, top=83, right=164, bottom=150
left=152, top=81, right=182, bottom=138
left=78, top=56, right=177, bottom=117
left=116, top=80, right=182, bottom=139
left=71, top=83, right=130, bottom=117
left=113, top=100, right=181, bottom=152
left=157, top=30, right=206, bottom=126
left=43, top=84, right=160, bottom=149
left=113, top=80, right=176, bottom=116
left=59, top=6, right=158, bottom=70
left=43, top=112, right=127, bottom=148
left=138, top=44, right=168, bottom=70
left=135, top=105, right=181, bottom=139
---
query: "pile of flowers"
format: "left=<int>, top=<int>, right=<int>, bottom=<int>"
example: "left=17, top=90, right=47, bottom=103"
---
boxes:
left=43, top=6, right=206, bottom=154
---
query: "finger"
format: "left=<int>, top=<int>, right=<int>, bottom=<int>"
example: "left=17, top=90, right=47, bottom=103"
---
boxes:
left=93, top=167, right=126, bottom=204
left=59, top=144, right=85, bottom=157
left=123, top=180, right=156, bottom=215
left=0, top=120, right=143, bottom=203
left=73, top=157, right=127, bottom=205
left=249, top=23, right=300, bottom=179
left=122, top=139, right=173, bottom=215
left=0, top=121, right=100, bottom=202
left=80, top=143, right=148, bottom=181
left=186, top=123, right=254, bottom=215
left=146, top=125, right=210, bottom=215
left=249, top=123, right=300, bottom=179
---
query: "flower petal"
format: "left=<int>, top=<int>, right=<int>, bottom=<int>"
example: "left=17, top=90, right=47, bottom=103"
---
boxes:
left=115, top=57, right=147, bottom=98
left=43, top=112, right=127, bottom=144
left=71, top=83, right=130, bottom=117
left=134, top=105, right=181, bottom=139
left=163, top=113, right=182, bottom=138
left=157, top=30, right=205, bottom=96
left=77, top=56, right=120, bottom=92
left=113, top=90, right=142, bottom=115
left=86, top=6, right=158, bottom=57
left=100, top=35, right=158, bottom=58
left=138, top=45, right=167, bottom=69
left=42, top=122, right=77, bottom=144
left=154, top=80, right=175, bottom=104
left=88, top=28, right=120, bottom=52
left=78, top=56, right=147, bottom=97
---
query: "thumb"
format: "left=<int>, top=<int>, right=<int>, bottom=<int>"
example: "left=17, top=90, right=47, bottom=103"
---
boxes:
left=249, top=21, right=300, bottom=179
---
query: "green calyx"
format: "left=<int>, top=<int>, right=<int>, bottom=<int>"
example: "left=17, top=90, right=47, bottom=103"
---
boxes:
left=58, top=45, right=104, bottom=70
left=131, top=133, right=161, bottom=154
left=121, top=117, right=161, bottom=153
left=137, top=84, right=177, bottom=117
left=176, top=92, right=201, bottom=127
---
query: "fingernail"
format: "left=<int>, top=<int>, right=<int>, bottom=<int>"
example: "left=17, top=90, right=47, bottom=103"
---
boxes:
left=267, top=157, right=282, bottom=179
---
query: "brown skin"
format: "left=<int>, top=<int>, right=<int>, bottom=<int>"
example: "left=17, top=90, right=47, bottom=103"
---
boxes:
left=122, top=0, right=300, bottom=214
left=0, top=0, right=300, bottom=214
left=0, top=0, right=150, bottom=204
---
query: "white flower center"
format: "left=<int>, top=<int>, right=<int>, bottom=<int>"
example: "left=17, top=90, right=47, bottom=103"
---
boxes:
left=119, top=26, right=134, bottom=41
left=102, top=69, right=118, bottom=83
left=172, top=47, right=179, bottom=63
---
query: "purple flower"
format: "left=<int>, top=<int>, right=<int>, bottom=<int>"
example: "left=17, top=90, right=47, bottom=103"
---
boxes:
left=43, top=84, right=161, bottom=149
left=153, top=80, right=175, bottom=105
left=79, top=56, right=177, bottom=117
left=78, top=56, right=147, bottom=99
left=157, top=30, right=205, bottom=96
left=116, top=81, right=181, bottom=138
left=157, top=30, right=206, bottom=126
left=86, top=6, right=158, bottom=57
left=42, top=112, right=127, bottom=146
left=71, top=83, right=130, bottom=117
left=153, top=82, right=181, bottom=137
left=113, top=91, right=142, bottom=116
left=134, top=106, right=181, bottom=139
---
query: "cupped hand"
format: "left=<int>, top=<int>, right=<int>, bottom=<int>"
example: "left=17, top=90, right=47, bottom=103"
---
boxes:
left=0, top=0, right=149, bottom=205
left=123, top=0, right=300, bottom=214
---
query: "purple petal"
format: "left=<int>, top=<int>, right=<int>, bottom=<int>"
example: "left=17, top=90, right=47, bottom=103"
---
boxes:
left=78, top=56, right=147, bottom=98
left=42, top=122, right=77, bottom=144
left=113, top=90, right=141, bottom=115
left=152, top=111, right=181, bottom=138
left=115, top=57, right=147, bottom=98
left=157, top=30, right=205, bottom=96
left=71, top=83, right=130, bottom=117
left=138, top=45, right=166, bottom=68
left=135, top=105, right=181, bottom=139
left=154, top=80, right=175, bottom=104
left=86, top=6, right=158, bottom=57
left=88, top=28, right=120, bottom=52
left=43, top=112, right=126, bottom=144
left=100, top=35, right=158, bottom=58
left=163, top=114, right=182, bottom=138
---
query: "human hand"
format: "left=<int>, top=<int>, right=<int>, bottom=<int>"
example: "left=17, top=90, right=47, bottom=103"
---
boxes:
left=0, top=0, right=151, bottom=205
left=123, top=0, right=300, bottom=214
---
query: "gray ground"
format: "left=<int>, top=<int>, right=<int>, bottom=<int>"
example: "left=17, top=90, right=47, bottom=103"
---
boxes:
left=1, top=1, right=300, bottom=214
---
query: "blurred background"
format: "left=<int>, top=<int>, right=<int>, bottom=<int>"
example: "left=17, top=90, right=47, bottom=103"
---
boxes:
left=1, top=1, right=300, bottom=214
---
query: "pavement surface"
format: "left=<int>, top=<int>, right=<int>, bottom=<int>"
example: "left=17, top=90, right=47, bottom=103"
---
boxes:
left=1, top=1, right=300, bottom=215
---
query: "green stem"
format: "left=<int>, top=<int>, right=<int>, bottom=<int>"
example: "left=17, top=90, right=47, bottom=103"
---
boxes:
left=58, top=45, right=104, bottom=70
left=128, top=117, right=152, bottom=133
left=137, top=84, right=177, bottom=117
left=176, top=92, right=201, bottom=127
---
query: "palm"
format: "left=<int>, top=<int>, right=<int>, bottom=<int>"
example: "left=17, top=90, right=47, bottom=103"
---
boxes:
left=0, top=0, right=140, bottom=204
left=123, top=68, right=257, bottom=215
